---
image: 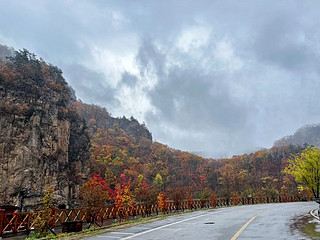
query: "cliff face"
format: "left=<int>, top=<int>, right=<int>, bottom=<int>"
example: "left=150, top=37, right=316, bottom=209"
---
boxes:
left=0, top=50, right=90, bottom=210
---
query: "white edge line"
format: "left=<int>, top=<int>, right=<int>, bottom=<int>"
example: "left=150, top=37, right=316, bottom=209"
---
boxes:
left=310, top=209, right=319, bottom=220
left=121, top=210, right=227, bottom=240
left=112, top=232, right=134, bottom=235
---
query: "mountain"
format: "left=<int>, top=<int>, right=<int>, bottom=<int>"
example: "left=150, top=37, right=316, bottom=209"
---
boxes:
left=273, top=124, right=320, bottom=148
left=0, top=48, right=91, bottom=210
left=0, top=45, right=308, bottom=210
left=0, top=46, right=152, bottom=210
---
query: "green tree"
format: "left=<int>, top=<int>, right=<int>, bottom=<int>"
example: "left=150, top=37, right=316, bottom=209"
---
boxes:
left=284, top=147, right=320, bottom=198
left=153, top=173, right=163, bottom=188
left=137, top=174, right=144, bottom=187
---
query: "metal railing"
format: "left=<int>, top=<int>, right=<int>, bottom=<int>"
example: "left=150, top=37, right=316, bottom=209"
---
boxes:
left=0, top=196, right=300, bottom=237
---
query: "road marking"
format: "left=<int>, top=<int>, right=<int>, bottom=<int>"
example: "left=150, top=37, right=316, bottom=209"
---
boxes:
left=230, top=215, right=258, bottom=240
left=131, top=226, right=151, bottom=230
left=96, top=236, right=121, bottom=239
left=158, top=227, right=182, bottom=231
left=111, top=232, right=134, bottom=235
left=121, top=210, right=227, bottom=239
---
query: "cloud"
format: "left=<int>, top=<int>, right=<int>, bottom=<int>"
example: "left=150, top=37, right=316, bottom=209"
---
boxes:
left=61, top=63, right=120, bottom=109
left=1, top=0, right=320, bottom=157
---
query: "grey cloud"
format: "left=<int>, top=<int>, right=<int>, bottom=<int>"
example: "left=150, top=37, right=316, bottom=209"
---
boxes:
left=149, top=68, right=248, bottom=132
left=62, top=64, right=119, bottom=107
left=136, top=39, right=166, bottom=77
left=2, top=0, right=320, bottom=157
left=252, top=14, right=314, bottom=71
left=119, top=72, right=138, bottom=87
left=135, top=40, right=254, bottom=156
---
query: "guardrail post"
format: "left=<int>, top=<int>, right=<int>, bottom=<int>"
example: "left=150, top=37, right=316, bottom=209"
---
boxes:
left=26, top=213, right=31, bottom=234
left=0, top=209, right=5, bottom=237
left=13, top=214, right=18, bottom=233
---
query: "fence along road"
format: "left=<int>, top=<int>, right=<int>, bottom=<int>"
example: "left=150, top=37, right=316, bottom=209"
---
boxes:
left=87, top=202, right=317, bottom=240
left=0, top=196, right=302, bottom=238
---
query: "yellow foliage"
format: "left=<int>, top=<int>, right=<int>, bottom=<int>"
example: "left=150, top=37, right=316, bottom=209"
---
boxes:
left=284, top=147, right=320, bottom=198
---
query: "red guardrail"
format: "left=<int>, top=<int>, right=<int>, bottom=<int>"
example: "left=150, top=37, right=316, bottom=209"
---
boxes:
left=0, top=196, right=301, bottom=237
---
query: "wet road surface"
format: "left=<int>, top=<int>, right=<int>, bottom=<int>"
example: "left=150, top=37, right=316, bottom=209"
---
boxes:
left=86, top=202, right=317, bottom=240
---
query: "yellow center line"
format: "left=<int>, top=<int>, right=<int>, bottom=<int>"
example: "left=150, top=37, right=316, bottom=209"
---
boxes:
left=230, top=214, right=258, bottom=240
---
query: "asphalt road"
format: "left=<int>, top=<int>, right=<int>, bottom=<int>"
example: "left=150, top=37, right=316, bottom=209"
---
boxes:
left=86, top=202, right=317, bottom=240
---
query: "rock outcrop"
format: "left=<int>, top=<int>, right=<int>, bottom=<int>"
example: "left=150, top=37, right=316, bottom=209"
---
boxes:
left=0, top=49, right=90, bottom=210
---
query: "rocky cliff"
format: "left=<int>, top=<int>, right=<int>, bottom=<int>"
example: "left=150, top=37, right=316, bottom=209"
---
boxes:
left=0, top=49, right=90, bottom=210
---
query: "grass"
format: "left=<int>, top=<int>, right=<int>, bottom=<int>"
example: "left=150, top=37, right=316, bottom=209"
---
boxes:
left=300, top=219, right=320, bottom=239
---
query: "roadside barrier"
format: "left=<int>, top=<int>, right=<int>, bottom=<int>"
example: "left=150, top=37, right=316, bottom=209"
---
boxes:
left=0, top=195, right=301, bottom=237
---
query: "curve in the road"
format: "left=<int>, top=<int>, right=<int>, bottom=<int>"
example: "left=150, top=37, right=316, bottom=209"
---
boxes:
left=87, top=202, right=317, bottom=240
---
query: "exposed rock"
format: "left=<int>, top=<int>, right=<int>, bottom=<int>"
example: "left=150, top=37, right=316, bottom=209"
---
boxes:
left=0, top=47, right=151, bottom=211
left=0, top=49, right=90, bottom=211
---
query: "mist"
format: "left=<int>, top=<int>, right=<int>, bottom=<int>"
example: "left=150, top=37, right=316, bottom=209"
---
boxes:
left=1, top=0, right=320, bottom=157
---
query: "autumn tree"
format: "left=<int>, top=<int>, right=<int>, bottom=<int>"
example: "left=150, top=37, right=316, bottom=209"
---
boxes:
left=218, top=163, right=237, bottom=198
left=157, top=192, right=169, bottom=214
left=114, top=174, right=135, bottom=220
left=199, top=187, right=212, bottom=208
left=169, top=187, right=186, bottom=210
left=210, top=191, right=218, bottom=207
left=231, top=192, right=241, bottom=205
left=33, top=186, right=56, bottom=237
left=284, top=147, right=320, bottom=199
left=261, top=176, right=279, bottom=198
left=80, top=174, right=111, bottom=209
left=153, top=173, right=163, bottom=189
left=135, top=180, right=158, bottom=204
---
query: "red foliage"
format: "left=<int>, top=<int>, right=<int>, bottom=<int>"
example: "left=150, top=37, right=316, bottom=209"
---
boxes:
left=80, top=174, right=112, bottom=208
left=210, top=191, right=217, bottom=208
left=114, top=174, right=135, bottom=218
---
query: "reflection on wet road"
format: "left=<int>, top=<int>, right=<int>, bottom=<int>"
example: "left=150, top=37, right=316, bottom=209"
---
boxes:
left=87, top=202, right=317, bottom=240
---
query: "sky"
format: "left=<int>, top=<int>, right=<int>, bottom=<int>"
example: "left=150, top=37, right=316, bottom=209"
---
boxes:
left=1, top=0, right=320, bottom=158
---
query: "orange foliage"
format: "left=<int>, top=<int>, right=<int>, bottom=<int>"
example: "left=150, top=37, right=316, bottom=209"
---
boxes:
left=114, top=174, right=135, bottom=220
left=231, top=192, right=240, bottom=205
left=157, top=192, right=169, bottom=214
left=210, top=191, right=217, bottom=208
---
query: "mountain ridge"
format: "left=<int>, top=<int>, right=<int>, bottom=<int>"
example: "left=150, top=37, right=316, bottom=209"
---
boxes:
left=274, top=123, right=320, bottom=148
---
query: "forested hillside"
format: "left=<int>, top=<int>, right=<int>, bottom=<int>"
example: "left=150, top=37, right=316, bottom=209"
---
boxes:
left=79, top=110, right=307, bottom=204
left=0, top=46, right=311, bottom=210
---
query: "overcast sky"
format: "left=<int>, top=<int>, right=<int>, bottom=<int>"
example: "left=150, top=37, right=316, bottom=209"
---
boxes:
left=1, top=0, right=320, bottom=157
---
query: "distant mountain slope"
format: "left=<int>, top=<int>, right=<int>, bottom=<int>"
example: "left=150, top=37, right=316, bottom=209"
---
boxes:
left=273, top=124, right=320, bottom=147
left=73, top=102, right=152, bottom=141
left=0, top=44, right=14, bottom=59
